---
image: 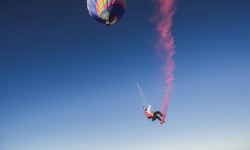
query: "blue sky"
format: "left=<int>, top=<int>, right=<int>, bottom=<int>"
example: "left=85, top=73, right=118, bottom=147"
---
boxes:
left=0, top=0, right=250, bottom=150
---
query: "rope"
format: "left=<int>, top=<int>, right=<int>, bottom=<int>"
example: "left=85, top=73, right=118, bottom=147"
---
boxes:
left=120, top=49, right=149, bottom=107
left=112, top=31, right=149, bottom=108
left=137, top=83, right=149, bottom=107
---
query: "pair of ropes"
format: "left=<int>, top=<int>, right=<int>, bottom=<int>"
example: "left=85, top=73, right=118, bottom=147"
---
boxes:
left=120, top=50, right=149, bottom=107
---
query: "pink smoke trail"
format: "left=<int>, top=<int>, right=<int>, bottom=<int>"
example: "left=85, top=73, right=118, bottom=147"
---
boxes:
left=154, top=0, right=176, bottom=117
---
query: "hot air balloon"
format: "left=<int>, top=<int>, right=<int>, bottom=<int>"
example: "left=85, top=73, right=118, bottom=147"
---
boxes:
left=87, top=0, right=126, bottom=26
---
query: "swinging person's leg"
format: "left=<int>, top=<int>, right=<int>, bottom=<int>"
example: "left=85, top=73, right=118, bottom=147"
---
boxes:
left=152, top=111, right=162, bottom=121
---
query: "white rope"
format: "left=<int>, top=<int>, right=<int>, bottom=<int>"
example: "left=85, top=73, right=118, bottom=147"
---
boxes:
left=120, top=49, right=149, bottom=107
left=136, top=83, right=149, bottom=107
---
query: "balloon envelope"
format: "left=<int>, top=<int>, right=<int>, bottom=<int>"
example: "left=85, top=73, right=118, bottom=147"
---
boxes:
left=87, top=0, right=126, bottom=26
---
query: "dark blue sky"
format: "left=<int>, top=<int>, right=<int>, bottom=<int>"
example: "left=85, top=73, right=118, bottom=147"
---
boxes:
left=1, top=0, right=250, bottom=150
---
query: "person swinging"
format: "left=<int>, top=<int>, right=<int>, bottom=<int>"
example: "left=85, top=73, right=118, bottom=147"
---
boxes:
left=143, top=105, right=166, bottom=124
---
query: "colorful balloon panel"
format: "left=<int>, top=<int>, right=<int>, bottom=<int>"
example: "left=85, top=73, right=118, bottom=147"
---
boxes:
left=87, top=0, right=126, bottom=25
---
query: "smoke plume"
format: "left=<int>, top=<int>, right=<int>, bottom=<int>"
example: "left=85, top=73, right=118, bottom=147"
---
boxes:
left=154, top=0, right=176, bottom=116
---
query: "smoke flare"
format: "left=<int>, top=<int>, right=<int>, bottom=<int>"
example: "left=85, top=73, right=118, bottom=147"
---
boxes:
left=154, top=0, right=176, bottom=116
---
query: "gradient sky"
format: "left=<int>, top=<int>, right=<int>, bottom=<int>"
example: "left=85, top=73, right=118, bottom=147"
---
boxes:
left=1, top=0, right=250, bottom=150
